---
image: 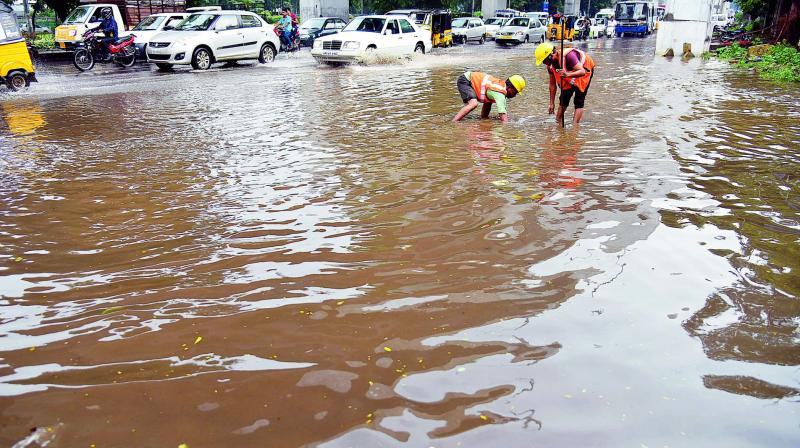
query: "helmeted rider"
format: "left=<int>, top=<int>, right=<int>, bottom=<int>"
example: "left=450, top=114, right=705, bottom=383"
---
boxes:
left=91, top=7, right=118, bottom=59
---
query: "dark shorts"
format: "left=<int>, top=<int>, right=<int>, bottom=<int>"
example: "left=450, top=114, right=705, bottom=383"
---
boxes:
left=457, top=74, right=477, bottom=103
left=560, top=69, right=594, bottom=109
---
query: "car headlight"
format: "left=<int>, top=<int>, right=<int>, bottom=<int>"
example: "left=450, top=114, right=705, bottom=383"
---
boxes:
left=69, top=29, right=77, bottom=36
left=515, top=31, right=524, bottom=36
left=313, top=39, right=322, bottom=49
left=343, top=41, right=360, bottom=50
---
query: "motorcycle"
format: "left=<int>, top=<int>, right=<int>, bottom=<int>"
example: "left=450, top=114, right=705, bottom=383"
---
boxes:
left=73, top=28, right=136, bottom=72
left=274, top=25, right=300, bottom=53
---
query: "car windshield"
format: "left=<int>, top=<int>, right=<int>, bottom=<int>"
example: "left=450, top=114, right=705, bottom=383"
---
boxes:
left=300, top=18, right=326, bottom=29
left=65, top=6, right=93, bottom=24
left=507, top=18, right=528, bottom=27
left=485, top=18, right=504, bottom=25
left=174, top=14, right=216, bottom=31
left=133, top=16, right=166, bottom=31
left=452, top=18, right=467, bottom=28
left=342, top=17, right=385, bottom=33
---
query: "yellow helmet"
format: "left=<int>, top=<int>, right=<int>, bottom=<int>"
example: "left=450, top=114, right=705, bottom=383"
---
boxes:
left=508, top=75, right=526, bottom=93
left=535, top=42, right=555, bottom=65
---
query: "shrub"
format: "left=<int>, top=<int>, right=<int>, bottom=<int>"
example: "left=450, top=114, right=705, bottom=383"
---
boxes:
left=31, top=33, right=55, bottom=50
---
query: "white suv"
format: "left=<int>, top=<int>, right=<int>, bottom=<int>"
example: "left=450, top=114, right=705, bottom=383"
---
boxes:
left=146, top=11, right=280, bottom=70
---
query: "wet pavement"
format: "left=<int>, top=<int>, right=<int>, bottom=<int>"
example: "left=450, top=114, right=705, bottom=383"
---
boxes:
left=1, top=37, right=799, bottom=447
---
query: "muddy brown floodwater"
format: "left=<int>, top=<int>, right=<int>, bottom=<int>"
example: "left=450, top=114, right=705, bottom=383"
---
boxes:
left=0, top=37, right=798, bottom=447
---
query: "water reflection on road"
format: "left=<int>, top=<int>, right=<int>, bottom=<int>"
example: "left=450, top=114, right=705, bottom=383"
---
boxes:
left=0, top=38, right=798, bottom=447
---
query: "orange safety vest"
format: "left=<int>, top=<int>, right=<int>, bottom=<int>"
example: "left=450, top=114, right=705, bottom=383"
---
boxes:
left=548, top=48, right=595, bottom=92
left=470, top=72, right=507, bottom=103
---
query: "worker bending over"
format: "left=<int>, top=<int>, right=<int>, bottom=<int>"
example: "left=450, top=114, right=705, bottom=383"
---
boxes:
left=535, top=42, right=595, bottom=126
left=453, top=71, right=526, bottom=122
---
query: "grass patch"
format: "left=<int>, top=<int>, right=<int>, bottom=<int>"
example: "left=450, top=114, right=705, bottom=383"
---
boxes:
left=715, top=43, right=800, bottom=83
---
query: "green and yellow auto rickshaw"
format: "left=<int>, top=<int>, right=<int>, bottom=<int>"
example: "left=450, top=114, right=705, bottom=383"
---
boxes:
left=0, top=3, right=37, bottom=91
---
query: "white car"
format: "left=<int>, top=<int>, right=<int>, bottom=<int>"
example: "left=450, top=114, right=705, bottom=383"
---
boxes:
left=20, top=23, right=51, bottom=34
left=452, top=17, right=485, bottom=44
left=311, top=15, right=431, bottom=64
left=495, top=17, right=545, bottom=45
left=131, top=13, right=188, bottom=58
left=711, top=13, right=731, bottom=30
left=483, top=17, right=507, bottom=40
left=524, top=12, right=549, bottom=24
left=589, top=18, right=607, bottom=38
left=145, top=11, right=280, bottom=70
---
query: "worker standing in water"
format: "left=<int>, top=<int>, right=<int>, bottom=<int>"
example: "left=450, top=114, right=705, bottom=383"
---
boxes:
left=535, top=42, right=595, bottom=126
left=453, top=71, right=526, bottom=122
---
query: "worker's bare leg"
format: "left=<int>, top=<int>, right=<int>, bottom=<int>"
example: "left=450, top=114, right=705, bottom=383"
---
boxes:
left=574, top=108, right=584, bottom=124
left=556, top=105, right=566, bottom=127
left=453, top=99, right=479, bottom=122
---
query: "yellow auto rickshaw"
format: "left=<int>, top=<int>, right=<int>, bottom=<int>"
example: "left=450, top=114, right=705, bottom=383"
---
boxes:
left=428, top=10, right=453, bottom=48
left=548, top=15, right=577, bottom=41
left=0, top=3, right=37, bottom=91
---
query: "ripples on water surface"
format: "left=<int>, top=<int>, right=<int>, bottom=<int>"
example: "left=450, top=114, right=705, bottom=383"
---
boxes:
left=0, top=38, right=798, bottom=447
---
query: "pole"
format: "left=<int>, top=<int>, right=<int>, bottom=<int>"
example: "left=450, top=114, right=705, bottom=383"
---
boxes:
left=560, top=15, right=565, bottom=128
left=23, top=0, right=33, bottom=38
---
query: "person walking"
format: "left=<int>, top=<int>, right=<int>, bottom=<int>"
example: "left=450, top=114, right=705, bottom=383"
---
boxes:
left=535, top=42, right=595, bottom=126
left=453, top=71, right=526, bottom=123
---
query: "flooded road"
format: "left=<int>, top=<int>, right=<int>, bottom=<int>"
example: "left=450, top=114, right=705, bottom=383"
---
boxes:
left=1, top=37, right=799, bottom=447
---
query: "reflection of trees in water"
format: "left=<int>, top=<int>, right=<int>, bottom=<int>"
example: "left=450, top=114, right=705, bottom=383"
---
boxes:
left=666, top=94, right=800, bottom=400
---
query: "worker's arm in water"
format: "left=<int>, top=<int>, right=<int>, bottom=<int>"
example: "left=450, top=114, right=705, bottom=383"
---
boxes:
left=485, top=91, right=509, bottom=122
left=453, top=99, right=479, bottom=122
left=481, top=102, right=492, bottom=118
left=548, top=71, right=557, bottom=114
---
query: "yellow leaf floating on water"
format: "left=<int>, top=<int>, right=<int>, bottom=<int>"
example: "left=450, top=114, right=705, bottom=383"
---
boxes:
left=101, top=306, right=127, bottom=315
left=563, top=394, right=573, bottom=399
left=336, top=300, right=344, bottom=305
left=178, top=444, right=189, bottom=448
left=491, top=180, right=509, bottom=187
left=194, top=336, right=202, bottom=345
left=14, top=257, right=22, bottom=262
left=28, top=347, right=36, bottom=352
left=479, top=415, right=488, bottom=421
left=383, top=347, right=392, bottom=352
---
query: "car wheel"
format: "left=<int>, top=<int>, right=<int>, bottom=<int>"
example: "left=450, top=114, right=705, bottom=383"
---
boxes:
left=259, top=43, right=275, bottom=63
left=6, top=71, right=29, bottom=91
left=414, top=42, right=425, bottom=54
left=191, top=47, right=212, bottom=70
left=524, top=35, right=529, bottom=43
left=479, top=36, right=485, bottom=44
left=155, top=63, right=173, bottom=71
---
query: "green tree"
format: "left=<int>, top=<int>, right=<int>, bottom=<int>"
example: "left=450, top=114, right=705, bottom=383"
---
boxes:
left=735, top=0, right=768, bottom=17
left=40, top=0, right=80, bottom=21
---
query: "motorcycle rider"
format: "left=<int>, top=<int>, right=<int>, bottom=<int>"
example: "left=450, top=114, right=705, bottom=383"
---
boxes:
left=277, top=9, right=293, bottom=50
left=91, top=7, right=118, bottom=60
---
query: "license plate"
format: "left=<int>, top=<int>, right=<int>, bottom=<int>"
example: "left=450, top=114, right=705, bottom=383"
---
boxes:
left=322, top=50, right=339, bottom=55
left=59, top=42, right=66, bottom=48
left=500, top=35, right=512, bottom=39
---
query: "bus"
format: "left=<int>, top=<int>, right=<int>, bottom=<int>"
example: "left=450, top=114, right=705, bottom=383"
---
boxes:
left=614, top=1, right=656, bottom=37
